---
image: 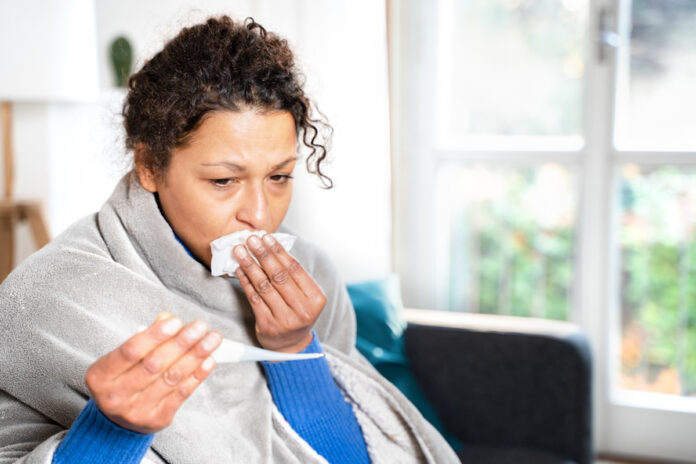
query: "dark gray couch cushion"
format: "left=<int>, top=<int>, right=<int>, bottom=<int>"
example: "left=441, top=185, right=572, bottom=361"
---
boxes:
left=405, top=323, right=592, bottom=464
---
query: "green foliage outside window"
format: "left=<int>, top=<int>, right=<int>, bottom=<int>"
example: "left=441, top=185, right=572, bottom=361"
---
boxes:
left=620, top=166, right=696, bottom=397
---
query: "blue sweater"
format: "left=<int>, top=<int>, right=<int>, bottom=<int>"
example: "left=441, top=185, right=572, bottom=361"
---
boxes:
left=262, top=333, right=371, bottom=464
left=53, top=334, right=370, bottom=464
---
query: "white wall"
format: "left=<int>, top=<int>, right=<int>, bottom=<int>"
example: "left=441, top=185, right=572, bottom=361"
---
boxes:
left=6, top=0, right=391, bottom=283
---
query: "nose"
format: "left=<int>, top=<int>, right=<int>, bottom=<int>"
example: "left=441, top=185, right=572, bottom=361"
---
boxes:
left=236, top=182, right=271, bottom=230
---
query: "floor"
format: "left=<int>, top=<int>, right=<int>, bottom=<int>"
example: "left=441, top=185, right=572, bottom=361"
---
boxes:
left=596, top=457, right=691, bottom=464
left=597, top=460, right=657, bottom=464
left=597, top=460, right=646, bottom=464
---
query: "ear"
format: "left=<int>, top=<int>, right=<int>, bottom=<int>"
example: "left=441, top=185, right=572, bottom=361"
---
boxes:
left=134, top=146, right=159, bottom=193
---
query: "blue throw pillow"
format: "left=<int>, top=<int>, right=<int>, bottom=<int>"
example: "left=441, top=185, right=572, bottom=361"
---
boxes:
left=347, top=275, right=462, bottom=451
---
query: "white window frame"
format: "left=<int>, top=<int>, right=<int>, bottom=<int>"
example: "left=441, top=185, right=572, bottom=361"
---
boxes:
left=388, top=0, right=696, bottom=461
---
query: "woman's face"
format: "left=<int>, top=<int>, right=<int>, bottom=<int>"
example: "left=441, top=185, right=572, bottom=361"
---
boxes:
left=135, top=109, right=297, bottom=267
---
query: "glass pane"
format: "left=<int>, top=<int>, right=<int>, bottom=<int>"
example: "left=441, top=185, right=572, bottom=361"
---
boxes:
left=614, top=2, right=696, bottom=150
left=619, top=165, right=696, bottom=397
left=437, top=164, right=578, bottom=320
left=435, top=0, right=587, bottom=145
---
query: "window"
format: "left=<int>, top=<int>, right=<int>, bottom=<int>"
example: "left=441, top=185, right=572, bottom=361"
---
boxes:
left=390, top=0, right=696, bottom=460
left=437, top=163, right=578, bottom=320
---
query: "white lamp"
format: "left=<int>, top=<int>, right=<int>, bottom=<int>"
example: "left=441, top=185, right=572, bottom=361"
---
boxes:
left=0, top=0, right=98, bottom=281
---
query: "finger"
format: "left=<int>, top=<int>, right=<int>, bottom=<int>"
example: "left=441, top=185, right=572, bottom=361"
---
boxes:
left=234, top=244, right=293, bottom=319
left=113, top=320, right=209, bottom=392
left=138, top=331, right=221, bottom=405
left=133, top=312, right=171, bottom=335
left=155, top=356, right=216, bottom=421
left=246, top=235, right=290, bottom=285
left=262, top=235, right=326, bottom=305
left=247, top=235, right=307, bottom=310
left=90, top=316, right=184, bottom=380
left=235, top=265, right=275, bottom=326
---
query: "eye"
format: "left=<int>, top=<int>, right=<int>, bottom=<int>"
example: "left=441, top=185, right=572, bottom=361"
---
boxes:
left=270, top=174, right=294, bottom=184
left=210, top=178, right=238, bottom=188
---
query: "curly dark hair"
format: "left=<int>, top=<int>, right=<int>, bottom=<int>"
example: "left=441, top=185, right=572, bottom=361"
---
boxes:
left=123, top=16, right=333, bottom=187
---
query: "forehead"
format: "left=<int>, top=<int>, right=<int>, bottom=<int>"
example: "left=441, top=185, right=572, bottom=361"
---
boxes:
left=179, top=109, right=297, bottom=167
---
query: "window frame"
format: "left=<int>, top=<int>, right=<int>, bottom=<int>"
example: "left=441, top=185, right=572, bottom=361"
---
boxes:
left=388, top=0, right=696, bottom=460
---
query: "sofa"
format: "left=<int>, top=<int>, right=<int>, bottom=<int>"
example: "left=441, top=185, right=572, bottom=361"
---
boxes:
left=402, top=309, right=593, bottom=464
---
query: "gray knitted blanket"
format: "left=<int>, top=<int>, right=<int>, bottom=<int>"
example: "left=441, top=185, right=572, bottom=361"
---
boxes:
left=0, top=171, right=458, bottom=463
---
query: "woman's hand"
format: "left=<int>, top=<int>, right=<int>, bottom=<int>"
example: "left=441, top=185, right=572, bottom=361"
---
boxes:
left=234, top=234, right=326, bottom=353
left=84, top=314, right=222, bottom=434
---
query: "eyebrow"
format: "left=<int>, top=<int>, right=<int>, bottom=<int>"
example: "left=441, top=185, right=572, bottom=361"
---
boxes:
left=272, top=156, right=300, bottom=170
left=200, top=156, right=299, bottom=172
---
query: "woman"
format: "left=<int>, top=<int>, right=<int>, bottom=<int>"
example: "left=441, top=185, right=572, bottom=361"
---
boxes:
left=0, top=16, right=458, bottom=464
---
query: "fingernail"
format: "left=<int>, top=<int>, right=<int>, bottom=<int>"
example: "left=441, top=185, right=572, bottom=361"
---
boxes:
left=201, top=332, right=222, bottom=351
left=234, top=245, right=248, bottom=259
left=202, top=356, right=215, bottom=371
left=182, top=320, right=208, bottom=342
left=248, top=235, right=262, bottom=248
left=161, top=317, right=183, bottom=335
left=262, top=234, right=275, bottom=246
left=155, top=312, right=172, bottom=322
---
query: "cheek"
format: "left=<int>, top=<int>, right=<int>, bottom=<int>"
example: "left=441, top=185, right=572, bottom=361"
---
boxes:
left=198, top=194, right=241, bottom=231
left=166, top=185, right=231, bottom=234
left=269, top=188, right=293, bottom=225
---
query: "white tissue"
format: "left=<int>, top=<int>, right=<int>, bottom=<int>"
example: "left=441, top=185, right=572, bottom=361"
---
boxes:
left=210, top=230, right=296, bottom=277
